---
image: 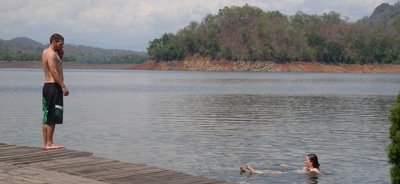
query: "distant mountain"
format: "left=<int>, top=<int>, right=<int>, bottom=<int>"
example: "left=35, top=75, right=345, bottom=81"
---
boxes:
left=0, top=37, right=45, bottom=53
left=10, top=37, right=43, bottom=45
left=0, top=37, right=148, bottom=64
left=368, top=2, right=400, bottom=26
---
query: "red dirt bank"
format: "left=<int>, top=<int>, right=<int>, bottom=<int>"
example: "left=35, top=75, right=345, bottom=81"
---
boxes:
left=129, top=59, right=400, bottom=73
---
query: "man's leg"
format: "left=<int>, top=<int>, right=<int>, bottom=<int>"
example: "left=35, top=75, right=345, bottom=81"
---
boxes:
left=42, top=124, right=47, bottom=149
left=42, top=124, right=64, bottom=149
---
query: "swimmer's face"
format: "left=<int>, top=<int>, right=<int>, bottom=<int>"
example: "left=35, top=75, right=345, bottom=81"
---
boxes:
left=305, top=156, right=313, bottom=168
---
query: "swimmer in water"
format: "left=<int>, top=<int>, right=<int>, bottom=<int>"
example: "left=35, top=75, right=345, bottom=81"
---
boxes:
left=240, top=154, right=323, bottom=175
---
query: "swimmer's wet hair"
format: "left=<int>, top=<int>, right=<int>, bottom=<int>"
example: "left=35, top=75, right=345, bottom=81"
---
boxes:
left=307, top=154, right=320, bottom=169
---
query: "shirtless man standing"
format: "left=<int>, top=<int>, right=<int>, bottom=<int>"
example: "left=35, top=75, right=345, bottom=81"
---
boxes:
left=41, top=33, right=69, bottom=150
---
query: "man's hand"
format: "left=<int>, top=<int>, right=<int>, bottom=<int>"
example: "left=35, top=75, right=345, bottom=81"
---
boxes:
left=57, top=49, right=64, bottom=59
left=62, top=86, right=69, bottom=96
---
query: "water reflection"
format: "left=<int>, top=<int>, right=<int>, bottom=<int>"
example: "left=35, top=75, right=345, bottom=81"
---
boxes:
left=305, top=173, right=319, bottom=184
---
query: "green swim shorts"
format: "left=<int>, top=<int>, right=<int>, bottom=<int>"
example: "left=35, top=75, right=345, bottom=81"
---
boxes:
left=42, top=83, right=63, bottom=125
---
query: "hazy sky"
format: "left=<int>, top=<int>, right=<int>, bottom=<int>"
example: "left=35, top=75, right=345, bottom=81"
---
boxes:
left=0, top=0, right=398, bottom=51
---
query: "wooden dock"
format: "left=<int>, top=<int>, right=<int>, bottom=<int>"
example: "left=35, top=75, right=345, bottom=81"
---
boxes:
left=0, top=143, right=234, bottom=184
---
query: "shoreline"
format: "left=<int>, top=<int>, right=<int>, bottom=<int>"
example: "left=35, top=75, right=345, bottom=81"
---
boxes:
left=129, top=59, right=400, bottom=73
left=2, top=60, right=400, bottom=73
left=0, top=61, right=137, bottom=70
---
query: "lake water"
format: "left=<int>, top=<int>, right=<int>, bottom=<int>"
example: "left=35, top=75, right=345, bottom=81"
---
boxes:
left=0, top=68, right=399, bottom=183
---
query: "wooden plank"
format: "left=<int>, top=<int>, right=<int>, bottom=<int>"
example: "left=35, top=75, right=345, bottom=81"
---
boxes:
left=0, top=145, right=37, bottom=152
left=0, top=148, right=42, bottom=157
left=55, top=160, right=123, bottom=174
left=74, top=162, right=129, bottom=176
left=0, top=148, right=69, bottom=160
left=0, top=144, right=19, bottom=149
left=11, top=151, right=93, bottom=164
left=81, top=163, right=145, bottom=178
left=0, top=162, right=108, bottom=184
left=27, top=155, right=108, bottom=169
left=0, top=148, right=70, bottom=159
left=43, top=157, right=118, bottom=171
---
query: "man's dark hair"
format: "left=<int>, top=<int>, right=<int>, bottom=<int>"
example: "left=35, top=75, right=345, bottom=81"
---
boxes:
left=50, top=33, right=64, bottom=44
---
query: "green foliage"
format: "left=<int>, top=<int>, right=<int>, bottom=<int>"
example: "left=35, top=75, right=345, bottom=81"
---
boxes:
left=391, top=165, right=400, bottom=184
left=306, top=33, right=326, bottom=47
left=147, top=4, right=400, bottom=63
left=239, top=27, right=249, bottom=43
left=223, top=46, right=232, bottom=61
left=391, top=15, right=400, bottom=33
left=148, top=33, right=184, bottom=61
left=207, top=38, right=219, bottom=59
left=181, top=21, right=198, bottom=54
left=388, top=93, right=400, bottom=183
left=207, top=24, right=219, bottom=39
left=323, top=42, right=343, bottom=63
left=0, top=52, right=41, bottom=61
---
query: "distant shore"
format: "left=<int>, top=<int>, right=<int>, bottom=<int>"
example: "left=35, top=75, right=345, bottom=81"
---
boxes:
left=0, top=61, right=137, bottom=70
left=2, top=60, right=400, bottom=73
left=130, top=59, right=400, bottom=73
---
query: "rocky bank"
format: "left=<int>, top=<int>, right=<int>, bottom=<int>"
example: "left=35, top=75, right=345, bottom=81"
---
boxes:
left=129, top=58, right=400, bottom=73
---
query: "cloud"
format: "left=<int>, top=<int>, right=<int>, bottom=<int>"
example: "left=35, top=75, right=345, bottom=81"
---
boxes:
left=0, top=0, right=398, bottom=51
left=192, top=6, right=211, bottom=15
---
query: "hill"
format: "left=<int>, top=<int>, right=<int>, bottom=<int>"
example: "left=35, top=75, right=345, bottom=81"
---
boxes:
left=147, top=3, right=400, bottom=65
left=367, top=2, right=400, bottom=26
left=0, top=37, right=148, bottom=64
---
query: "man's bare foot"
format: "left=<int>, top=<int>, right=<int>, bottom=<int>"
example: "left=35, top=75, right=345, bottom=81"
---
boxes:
left=43, top=144, right=64, bottom=150
left=53, top=144, right=64, bottom=148
left=43, top=146, right=59, bottom=150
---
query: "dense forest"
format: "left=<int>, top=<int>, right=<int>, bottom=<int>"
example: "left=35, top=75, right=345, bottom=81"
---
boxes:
left=148, top=3, right=400, bottom=64
left=0, top=37, right=148, bottom=64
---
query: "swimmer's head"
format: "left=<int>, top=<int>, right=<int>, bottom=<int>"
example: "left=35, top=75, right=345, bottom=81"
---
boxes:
left=306, top=154, right=320, bottom=169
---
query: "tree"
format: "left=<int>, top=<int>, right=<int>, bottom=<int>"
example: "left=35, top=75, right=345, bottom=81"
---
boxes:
left=239, top=27, right=249, bottom=44
left=388, top=93, right=400, bottom=184
left=223, top=46, right=232, bottom=61
left=207, top=38, right=219, bottom=59
left=323, top=42, right=343, bottom=63
left=147, top=38, right=163, bottom=61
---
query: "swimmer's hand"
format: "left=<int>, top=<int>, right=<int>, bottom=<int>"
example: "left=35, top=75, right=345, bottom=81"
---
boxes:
left=240, top=166, right=247, bottom=172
